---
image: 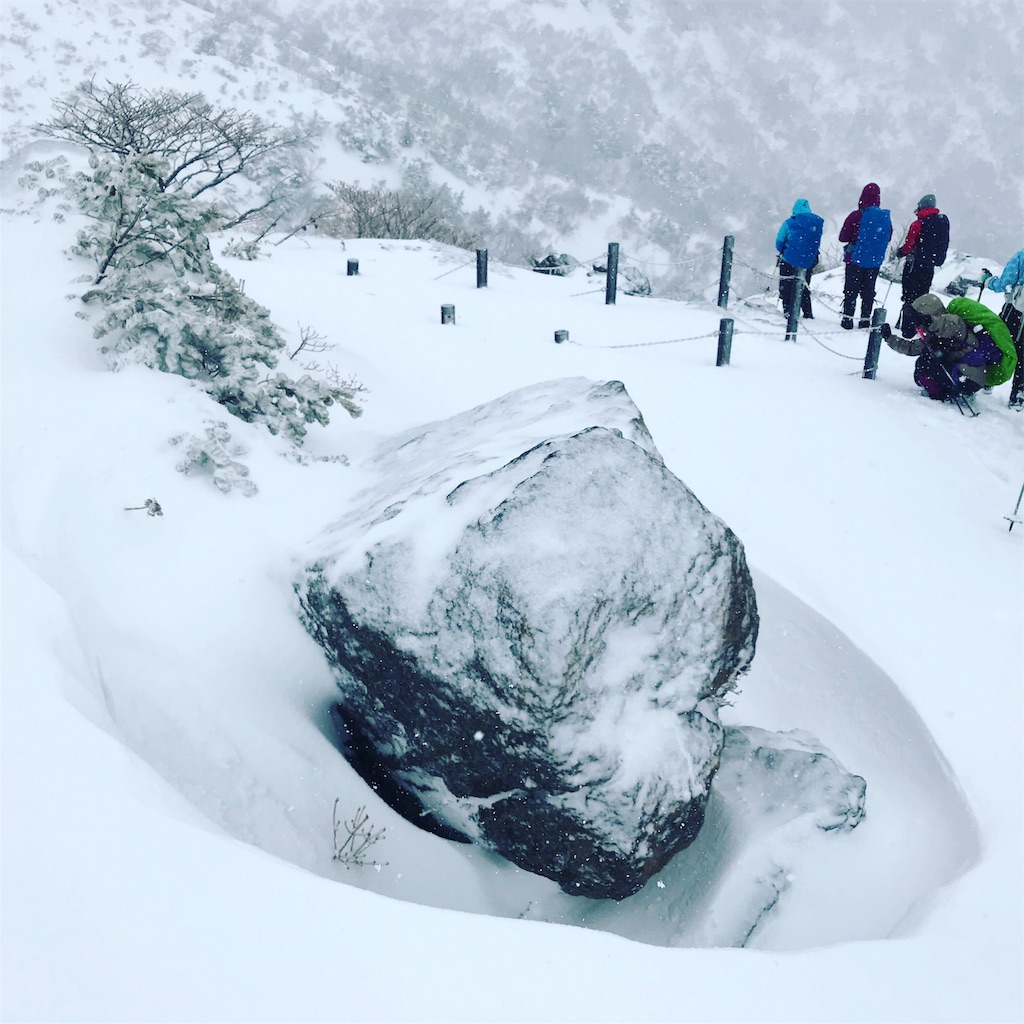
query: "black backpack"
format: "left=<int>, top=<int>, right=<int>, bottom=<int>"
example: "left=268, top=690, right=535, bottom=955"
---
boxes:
left=918, top=213, right=950, bottom=267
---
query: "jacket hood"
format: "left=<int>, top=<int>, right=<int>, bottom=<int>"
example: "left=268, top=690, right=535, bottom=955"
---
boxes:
left=792, top=198, right=812, bottom=216
left=912, top=294, right=946, bottom=318
left=912, top=294, right=965, bottom=344
left=931, top=314, right=967, bottom=344
left=916, top=206, right=940, bottom=219
left=858, top=183, right=881, bottom=209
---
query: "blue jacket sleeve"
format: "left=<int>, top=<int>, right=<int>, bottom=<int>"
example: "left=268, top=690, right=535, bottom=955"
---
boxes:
left=775, top=220, right=789, bottom=254
left=988, top=249, right=1024, bottom=292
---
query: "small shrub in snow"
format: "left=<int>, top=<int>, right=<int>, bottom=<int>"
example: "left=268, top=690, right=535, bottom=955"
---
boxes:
left=221, top=236, right=263, bottom=260
left=288, top=323, right=332, bottom=360
left=332, top=800, right=386, bottom=869
left=123, top=498, right=164, bottom=516
left=169, top=420, right=258, bottom=496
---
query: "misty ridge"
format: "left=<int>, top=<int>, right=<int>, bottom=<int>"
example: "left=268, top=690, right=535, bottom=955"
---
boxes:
left=3, top=0, right=1021, bottom=298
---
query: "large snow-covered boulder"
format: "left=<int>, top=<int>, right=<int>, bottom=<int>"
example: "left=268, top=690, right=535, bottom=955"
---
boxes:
left=297, top=378, right=758, bottom=899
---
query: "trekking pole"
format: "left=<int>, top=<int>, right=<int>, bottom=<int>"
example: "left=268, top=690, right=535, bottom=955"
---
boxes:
left=915, top=327, right=977, bottom=418
left=1007, top=480, right=1024, bottom=532
left=882, top=256, right=900, bottom=307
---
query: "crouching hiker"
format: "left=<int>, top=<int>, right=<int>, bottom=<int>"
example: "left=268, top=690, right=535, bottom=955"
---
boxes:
left=880, top=293, right=1017, bottom=403
left=980, top=248, right=1024, bottom=408
left=775, top=198, right=823, bottom=321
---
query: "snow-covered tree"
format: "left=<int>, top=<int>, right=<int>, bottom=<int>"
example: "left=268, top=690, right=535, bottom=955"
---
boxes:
left=67, top=154, right=363, bottom=444
left=38, top=78, right=305, bottom=203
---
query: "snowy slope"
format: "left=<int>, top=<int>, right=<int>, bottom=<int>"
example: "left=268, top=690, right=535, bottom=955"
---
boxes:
left=3, top=1, right=1024, bottom=1020
left=2, top=0, right=1022, bottom=295
left=3, top=195, right=1023, bottom=1020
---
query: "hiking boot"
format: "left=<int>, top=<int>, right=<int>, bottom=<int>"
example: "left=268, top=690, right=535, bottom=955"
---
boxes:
left=858, top=318, right=870, bottom=329
left=1010, top=395, right=1024, bottom=410
left=841, top=317, right=854, bottom=330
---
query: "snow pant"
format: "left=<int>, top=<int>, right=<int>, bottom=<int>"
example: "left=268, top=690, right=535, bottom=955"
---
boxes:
left=914, top=353, right=980, bottom=400
left=779, top=260, right=813, bottom=320
left=1000, top=302, right=1024, bottom=405
left=897, top=258, right=935, bottom=337
left=842, top=264, right=881, bottom=322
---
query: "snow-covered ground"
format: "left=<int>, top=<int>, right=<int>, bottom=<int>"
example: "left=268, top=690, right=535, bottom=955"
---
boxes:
left=3, top=185, right=1023, bottom=1019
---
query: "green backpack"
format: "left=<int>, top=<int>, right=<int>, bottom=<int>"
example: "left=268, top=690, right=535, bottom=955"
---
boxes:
left=947, top=297, right=1018, bottom=386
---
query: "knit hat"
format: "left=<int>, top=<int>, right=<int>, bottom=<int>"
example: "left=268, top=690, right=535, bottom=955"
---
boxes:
left=912, top=294, right=945, bottom=318
left=911, top=295, right=966, bottom=344
left=916, top=194, right=937, bottom=211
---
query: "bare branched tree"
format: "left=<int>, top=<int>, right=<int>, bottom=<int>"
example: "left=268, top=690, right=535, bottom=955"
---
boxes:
left=37, top=78, right=307, bottom=200
left=289, top=322, right=333, bottom=360
left=325, top=180, right=479, bottom=248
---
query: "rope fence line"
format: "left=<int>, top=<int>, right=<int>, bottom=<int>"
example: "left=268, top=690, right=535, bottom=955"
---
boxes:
left=732, top=256, right=780, bottom=282
left=620, top=247, right=723, bottom=269
left=414, top=236, right=890, bottom=373
left=800, top=328, right=872, bottom=360
left=432, top=257, right=477, bottom=280
left=567, top=329, right=721, bottom=351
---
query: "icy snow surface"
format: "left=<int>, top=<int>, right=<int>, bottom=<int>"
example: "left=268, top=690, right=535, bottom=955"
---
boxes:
left=5, top=217, right=1021, bottom=1021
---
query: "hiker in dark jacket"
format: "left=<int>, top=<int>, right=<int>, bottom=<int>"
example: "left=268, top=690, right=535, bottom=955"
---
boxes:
left=896, top=194, right=949, bottom=337
left=981, top=248, right=1024, bottom=408
left=881, top=293, right=1011, bottom=402
left=775, top=198, right=823, bottom=321
left=838, top=182, right=892, bottom=329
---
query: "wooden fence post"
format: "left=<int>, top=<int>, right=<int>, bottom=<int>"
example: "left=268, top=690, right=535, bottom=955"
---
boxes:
left=347, top=259, right=359, bottom=276
left=441, top=304, right=455, bottom=324
left=554, top=330, right=569, bottom=344
left=476, top=249, right=488, bottom=288
left=717, top=235, right=734, bottom=309
left=863, top=306, right=887, bottom=379
left=716, top=318, right=734, bottom=366
left=605, top=242, right=619, bottom=305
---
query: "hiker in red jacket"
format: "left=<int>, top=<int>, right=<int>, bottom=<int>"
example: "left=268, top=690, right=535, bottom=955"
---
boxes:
left=838, top=182, right=892, bottom=330
left=896, top=194, right=950, bottom=338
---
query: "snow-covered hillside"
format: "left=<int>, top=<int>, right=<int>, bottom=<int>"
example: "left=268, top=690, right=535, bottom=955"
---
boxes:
left=4, top=200, right=1024, bottom=1022
left=2, top=2, right=1023, bottom=1022
left=2, top=0, right=1022, bottom=297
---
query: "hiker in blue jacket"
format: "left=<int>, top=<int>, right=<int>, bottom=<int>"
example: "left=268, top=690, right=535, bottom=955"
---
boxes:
left=982, top=248, right=1024, bottom=407
left=776, top=198, right=823, bottom=321
left=838, top=183, right=892, bottom=329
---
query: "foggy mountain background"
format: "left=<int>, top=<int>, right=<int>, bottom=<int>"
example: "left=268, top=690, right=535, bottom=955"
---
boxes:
left=2, top=0, right=1021, bottom=300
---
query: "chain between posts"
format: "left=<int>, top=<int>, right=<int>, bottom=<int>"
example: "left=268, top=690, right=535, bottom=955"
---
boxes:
left=414, top=240, right=890, bottom=371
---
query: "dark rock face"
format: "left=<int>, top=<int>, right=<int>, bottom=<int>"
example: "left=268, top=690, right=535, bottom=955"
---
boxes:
left=298, top=378, right=758, bottom=899
left=531, top=252, right=580, bottom=276
left=590, top=258, right=652, bottom=296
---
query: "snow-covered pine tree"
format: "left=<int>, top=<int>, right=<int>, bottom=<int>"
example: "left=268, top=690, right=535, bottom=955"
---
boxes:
left=69, top=152, right=363, bottom=443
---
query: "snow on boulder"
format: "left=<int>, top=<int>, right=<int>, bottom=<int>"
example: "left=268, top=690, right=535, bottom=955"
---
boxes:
left=297, top=378, right=759, bottom=899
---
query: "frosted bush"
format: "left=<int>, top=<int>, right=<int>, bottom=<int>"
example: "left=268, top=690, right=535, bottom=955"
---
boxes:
left=169, top=421, right=258, bottom=496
